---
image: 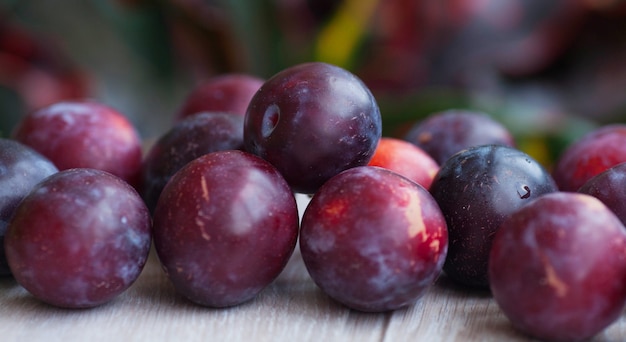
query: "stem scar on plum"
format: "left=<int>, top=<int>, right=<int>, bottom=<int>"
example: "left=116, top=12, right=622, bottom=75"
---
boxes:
left=261, top=104, right=280, bottom=139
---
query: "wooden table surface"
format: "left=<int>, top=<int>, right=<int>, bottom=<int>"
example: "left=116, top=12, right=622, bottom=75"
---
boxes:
left=1, top=194, right=626, bottom=342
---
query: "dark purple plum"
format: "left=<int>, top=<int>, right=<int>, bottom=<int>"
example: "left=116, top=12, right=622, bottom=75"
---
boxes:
left=4, top=168, right=152, bottom=308
left=300, top=166, right=448, bottom=312
left=152, top=150, right=299, bottom=307
left=11, top=100, right=144, bottom=188
left=175, top=73, right=264, bottom=121
left=553, top=124, right=626, bottom=192
left=244, top=62, right=382, bottom=194
left=404, top=110, right=515, bottom=165
left=489, top=192, right=626, bottom=341
left=578, top=162, right=626, bottom=225
left=141, top=112, right=244, bottom=212
left=429, top=144, right=557, bottom=288
left=0, top=138, right=58, bottom=276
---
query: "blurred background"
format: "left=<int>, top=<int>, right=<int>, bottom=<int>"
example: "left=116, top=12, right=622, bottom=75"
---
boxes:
left=1, top=0, right=625, bottom=167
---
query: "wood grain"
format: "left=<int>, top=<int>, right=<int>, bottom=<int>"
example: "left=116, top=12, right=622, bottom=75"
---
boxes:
left=1, top=195, right=626, bottom=342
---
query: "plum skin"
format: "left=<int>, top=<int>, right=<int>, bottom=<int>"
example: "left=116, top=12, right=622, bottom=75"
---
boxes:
left=244, top=62, right=382, bottom=194
left=0, top=138, right=59, bottom=276
left=300, top=166, right=448, bottom=312
left=429, top=144, right=557, bottom=288
left=489, top=192, right=626, bottom=342
left=152, top=150, right=299, bottom=308
left=4, top=168, right=152, bottom=309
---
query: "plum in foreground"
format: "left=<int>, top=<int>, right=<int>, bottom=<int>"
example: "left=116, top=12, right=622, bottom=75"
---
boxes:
left=5, top=168, right=152, bottom=308
left=300, top=166, right=448, bottom=312
left=489, top=192, right=626, bottom=342
left=152, top=150, right=299, bottom=307
left=429, top=144, right=557, bottom=288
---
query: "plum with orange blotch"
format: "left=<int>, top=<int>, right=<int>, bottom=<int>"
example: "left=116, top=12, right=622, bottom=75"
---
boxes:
left=175, top=73, right=264, bottom=121
left=152, top=150, right=299, bottom=308
left=489, top=192, right=626, bottom=342
left=300, top=166, right=448, bottom=312
left=11, top=100, right=143, bottom=188
left=367, top=137, right=439, bottom=189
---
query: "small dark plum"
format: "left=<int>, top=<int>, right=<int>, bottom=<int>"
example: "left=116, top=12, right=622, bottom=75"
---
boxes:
left=578, top=162, right=626, bottom=226
left=429, top=144, right=557, bottom=288
left=244, top=62, right=382, bottom=194
left=300, top=166, right=448, bottom=312
left=141, top=112, right=244, bottom=212
left=553, top=124, right=626, bottom=191
left=11, top=100, right=143, bottom=187
left=5, top=168, right=152, bottom=308
left=0, top=138, right=58, bottom=276
left=489, top=192, right=626, bottom=342
left=175, top=73, right=264, bottom=121
left=152, top=150, right=299, bottom=307
left=404, top=110, right=515, bottom=165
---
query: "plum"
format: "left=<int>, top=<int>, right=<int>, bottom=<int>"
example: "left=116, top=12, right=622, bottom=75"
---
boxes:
left=367, top=137, right=439, bottom=190
left=5, top=168, right=152, bottom=308
left=553, top=124, right=626, bottom=191
left=578, top=162, right=626, bottom=225
left=141, top=112, right=244, bottom=213
left=404, top=110, right=515, bottom=165
left=300, top=166, right=448, bottom=312
left=152, top=150, right=299, bottom=307
left=244, top=62, right=382, bottom=194
left=0, top=138, right=58, bottom=276
left=11, top=100, right=143, bottom=187
left=429, top=144, right=557, bottom=288
left=489, top=192, right=626, bottom=341
left=175, top=73, right=264, bottom=121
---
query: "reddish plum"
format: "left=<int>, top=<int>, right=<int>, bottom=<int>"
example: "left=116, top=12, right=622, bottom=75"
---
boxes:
left=175, top=73, right=264, bottom=121
left=152, top=150, right=299, bottom=307
left=300, top=166, right=448, bottom=312
left=244, top=62, right=382, bottom=194
left=11, top=100, right=143, bottom=187
left=553, top=124, right=626, bottom=191
left=489, top=192, right=626, bottom=341
left=367, top=137, right=439, bottom=189
left=5, top=168, right=152, bottom=308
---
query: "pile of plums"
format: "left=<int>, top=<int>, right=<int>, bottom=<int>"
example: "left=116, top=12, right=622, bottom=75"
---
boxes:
left=3, top=61, right=626, bottom=342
